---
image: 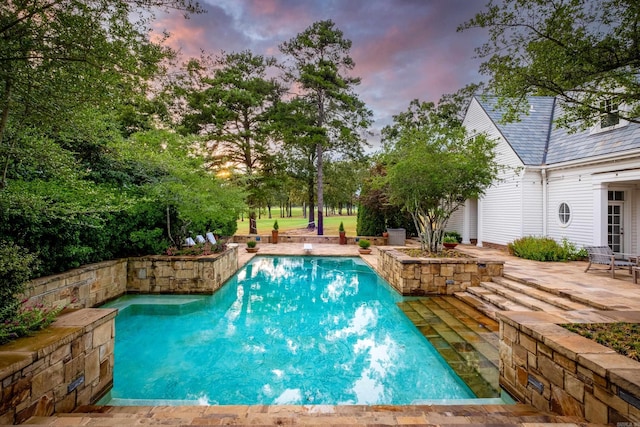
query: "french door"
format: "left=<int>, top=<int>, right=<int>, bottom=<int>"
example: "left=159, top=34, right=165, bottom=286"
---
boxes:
left=608, top=191, right=625, bottom=252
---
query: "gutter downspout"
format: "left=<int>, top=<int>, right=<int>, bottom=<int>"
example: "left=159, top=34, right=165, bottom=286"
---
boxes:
left=542, top=168, right=548, bottom=236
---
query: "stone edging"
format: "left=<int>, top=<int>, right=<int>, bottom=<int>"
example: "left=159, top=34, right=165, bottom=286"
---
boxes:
left=0, top=308, right=116, bottom=424
left=376, top=247, right=504, bottom=295
left=498, top=310, right=640, bottom=425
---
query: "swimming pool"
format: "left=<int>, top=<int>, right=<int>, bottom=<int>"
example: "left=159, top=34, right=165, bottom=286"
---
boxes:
left=102, top=256, right=476, bottom=405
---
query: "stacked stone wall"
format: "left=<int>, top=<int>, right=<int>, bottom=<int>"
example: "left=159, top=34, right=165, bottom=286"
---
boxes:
left=126, top=247, right=238, bottom=294
left=499, top=312, right=640, bottom=425
left=376, top=247, right=503, bottom=295
left=0, top=309, right=116, bottom=424
left=24, top=260, right=127, bottom=309
left=233, top=235, right=388, bottom=246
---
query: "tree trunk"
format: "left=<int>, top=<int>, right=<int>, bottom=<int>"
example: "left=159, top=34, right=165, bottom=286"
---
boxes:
left=0, top=78, right=13, bottom=190
left=249, top=210, right=258, bottom=234
left=316, top=142, right=324, bottom=235
left=307, top=175, right=315, bottom=229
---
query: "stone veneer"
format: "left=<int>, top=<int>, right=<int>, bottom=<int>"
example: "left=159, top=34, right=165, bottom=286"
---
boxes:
left=376, top=247, right=504, bottom=295
left=24, top=260, right=127, bottom=310
left=126, top=248, right=238, bottom=294
left=0, top=308, right=116, bottom=425
left=234, top=234, right=388, bottom=246
left=498, top=310, right=640, bottom=425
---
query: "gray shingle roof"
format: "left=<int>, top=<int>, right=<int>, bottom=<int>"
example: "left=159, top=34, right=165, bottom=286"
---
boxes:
left=546, top=103, right=640, bottom=164
left=475, top=96, right=555, bottom=165
left=474, top=95, right=640, bottom=165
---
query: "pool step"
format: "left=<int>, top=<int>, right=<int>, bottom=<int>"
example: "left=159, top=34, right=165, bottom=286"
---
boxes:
left=456, top=276, right=594, bottom=320
left=399, top=296, right=499, bottom=398
left=24, top=403, right=591, bottom=426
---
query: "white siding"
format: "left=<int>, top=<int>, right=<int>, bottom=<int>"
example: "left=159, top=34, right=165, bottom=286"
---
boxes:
left=545, top=158, right=640, bottom=252
left=446, top=209, right=464, bottom=234
left=546, top=169, right=593, bottom=248
left=522, top=169, right=544, bottom=237
left=463, top=98, right=526, bottom=246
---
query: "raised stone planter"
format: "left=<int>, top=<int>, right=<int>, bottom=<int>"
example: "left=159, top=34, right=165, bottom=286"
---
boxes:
left=0, top=308, right=116, bottom=424
left=126, top=246, right=238, bottom=294
left=498, top=310, right=640, bottom=425
left=376, top=247, right=504, bottom=295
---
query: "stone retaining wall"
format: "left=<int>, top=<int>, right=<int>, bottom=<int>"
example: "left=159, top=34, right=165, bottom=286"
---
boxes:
left=499, top=311, right=640, bottom=425
left=233, top=234, right=388, bottom=246
left=24, top=260, right=127, bottom=310
left=126, top=247, right=238, bottom=294
left=0, top=308, right=116, bottom=425
left=376, top=247, right=504, bottom=295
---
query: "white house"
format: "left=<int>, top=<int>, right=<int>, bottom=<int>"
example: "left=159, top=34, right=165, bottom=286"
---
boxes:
left=449, top=95, right=640, bottom=254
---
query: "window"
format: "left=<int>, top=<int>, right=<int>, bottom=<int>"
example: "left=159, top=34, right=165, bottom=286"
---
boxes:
left=600, top=98, right=620, bottom=128
left=608, top=190, right=625, bottom=201
left=558, top=202, right=571, bottom=225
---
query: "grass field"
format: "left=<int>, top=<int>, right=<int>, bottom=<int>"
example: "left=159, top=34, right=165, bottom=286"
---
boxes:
left=236, top=207, right=357, bottom=235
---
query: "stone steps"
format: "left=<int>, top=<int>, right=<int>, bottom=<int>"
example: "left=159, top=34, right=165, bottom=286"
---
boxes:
left=22, top=403, right=592, bottom=426
left=495, top=276, right=594, bottom=311
left=399, top=297, right=500, bottom=398
left=457, top=275, right=595, bottom=321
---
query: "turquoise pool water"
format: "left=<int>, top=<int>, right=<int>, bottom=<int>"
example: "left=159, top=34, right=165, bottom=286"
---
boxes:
left=103, top=256, right=475, bottom=405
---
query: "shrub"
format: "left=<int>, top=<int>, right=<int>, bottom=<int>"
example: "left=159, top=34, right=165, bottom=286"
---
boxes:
left=0, top=241, right=39, bottom=323
left=508, top=236, right=583, bottom=261
left=247, top=240, right=257, bottom=248
left=442, top=235, right=458, bottom=244
left=444, top=231, right=462, bottom=243
left=273, top=220, right=279, bottom=231
left=358, top=239, right=371, bottom=249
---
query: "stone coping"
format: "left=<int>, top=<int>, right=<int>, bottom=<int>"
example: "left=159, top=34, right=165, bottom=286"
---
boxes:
left=0, top=308, right=117, bottom=383
left=498, top=309, right=640, bottom=420
left=379, top=246, right=502, bottom=265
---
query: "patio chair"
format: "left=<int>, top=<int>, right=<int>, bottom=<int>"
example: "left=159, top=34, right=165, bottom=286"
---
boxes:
left=584, top=245, right=638, bottom=278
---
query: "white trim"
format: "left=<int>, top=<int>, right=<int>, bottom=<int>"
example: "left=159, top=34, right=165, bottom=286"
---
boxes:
left=557, top=202, right=572, bottom=228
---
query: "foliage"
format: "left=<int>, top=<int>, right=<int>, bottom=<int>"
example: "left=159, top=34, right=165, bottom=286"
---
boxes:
left=247, top=240, right=257, bottom=248
left=459, top=0, right=640, bottom=130
left=356, top=204, right=386, bottom=236
left=279, top=20, right=373, bottom=234
left=0, top=301, right=64, bottom=345
left=444, top=231, right=463, bottom=243
left=173, top=51, right=284, bottom=234
left=339, top=221, right=345, bottom=232
left=273, top=220, right=279, bottom=231
left=356, top=160, right=416, bottom=237
left=508, top=236, right=584, bottom=262
left=0, top=0, right=202, bottom=189
left=358, top=239, right=371, bottom=249
left=0, top=242, right=39, bottom=323
left=563, top=323, right=640, bottom=362
left=442, top=235, right=459, bottom=244
left=383, top=100, right=499, bottom=252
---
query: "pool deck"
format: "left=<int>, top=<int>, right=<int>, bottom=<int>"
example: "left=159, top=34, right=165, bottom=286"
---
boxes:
left=28, top=241, right=627, bottom=426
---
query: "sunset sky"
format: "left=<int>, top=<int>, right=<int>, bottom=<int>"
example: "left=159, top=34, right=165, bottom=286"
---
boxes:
left=156, top=0, right=491, bottom=145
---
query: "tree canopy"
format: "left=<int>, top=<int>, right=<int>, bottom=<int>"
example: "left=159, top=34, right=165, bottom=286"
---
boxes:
left=459, top=0, right=640, bottom=129
left=383, top=100, right=499, bottom=252
left=279, top=20, right=372, bottom=234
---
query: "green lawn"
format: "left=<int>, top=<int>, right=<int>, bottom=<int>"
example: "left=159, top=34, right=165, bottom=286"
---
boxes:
left=236, top=207, right=357, bottom=235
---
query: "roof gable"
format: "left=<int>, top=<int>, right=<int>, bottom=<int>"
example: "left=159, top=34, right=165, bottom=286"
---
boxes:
left=474, top=96, right=555, bottom=165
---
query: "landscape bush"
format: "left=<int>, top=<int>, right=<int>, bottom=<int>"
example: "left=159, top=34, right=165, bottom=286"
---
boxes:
left=508, top=236, right=584, bottom=262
